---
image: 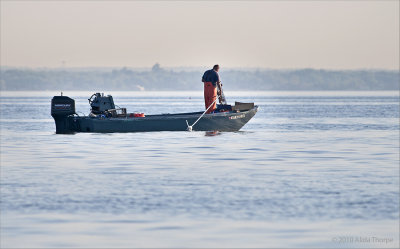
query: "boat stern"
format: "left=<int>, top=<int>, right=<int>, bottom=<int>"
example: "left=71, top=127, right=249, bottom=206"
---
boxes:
left=51, top=95, right=76, bottom=134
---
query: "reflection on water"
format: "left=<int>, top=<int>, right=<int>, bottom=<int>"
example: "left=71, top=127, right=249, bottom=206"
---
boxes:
left=1, top=91, right=399, bottom=248
left=204, top=131, right=221, bottom=136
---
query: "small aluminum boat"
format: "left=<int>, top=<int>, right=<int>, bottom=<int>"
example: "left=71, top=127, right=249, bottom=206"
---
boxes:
left=51, top=93, right=258, bottom=133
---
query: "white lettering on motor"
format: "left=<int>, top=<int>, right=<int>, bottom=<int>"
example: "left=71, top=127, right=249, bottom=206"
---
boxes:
left=54, top=104, right=71, bottom=109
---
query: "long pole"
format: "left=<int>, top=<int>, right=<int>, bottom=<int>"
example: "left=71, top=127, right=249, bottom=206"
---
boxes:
left=186, top=98, right=217, bottom=131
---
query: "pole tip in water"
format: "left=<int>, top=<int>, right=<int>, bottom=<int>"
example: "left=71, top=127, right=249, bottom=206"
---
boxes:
left=185, top=120, right=192, bottom=132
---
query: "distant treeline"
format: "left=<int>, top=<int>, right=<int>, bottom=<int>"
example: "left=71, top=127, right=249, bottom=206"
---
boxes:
left=1, top=65, right=399, bottom=91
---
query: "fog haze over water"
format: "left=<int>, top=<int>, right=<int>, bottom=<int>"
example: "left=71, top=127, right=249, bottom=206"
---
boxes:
left=1, top=66, right=399, bottom=91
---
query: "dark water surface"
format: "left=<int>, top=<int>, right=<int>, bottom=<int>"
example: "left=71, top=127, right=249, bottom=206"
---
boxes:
left=1, top=91, right=399, bottom=248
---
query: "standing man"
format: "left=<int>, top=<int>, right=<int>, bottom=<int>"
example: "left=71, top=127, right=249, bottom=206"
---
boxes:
left=202, top=64, right=224, bottom=113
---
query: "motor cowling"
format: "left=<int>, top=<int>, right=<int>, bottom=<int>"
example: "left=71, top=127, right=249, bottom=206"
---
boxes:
left=51, top=95, right=76, bottom=133
left=51, top=96, right=75, bottom=117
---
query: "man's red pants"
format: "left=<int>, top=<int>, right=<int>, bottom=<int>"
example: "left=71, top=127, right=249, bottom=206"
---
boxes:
left=204, top=82, right=217, bottom=114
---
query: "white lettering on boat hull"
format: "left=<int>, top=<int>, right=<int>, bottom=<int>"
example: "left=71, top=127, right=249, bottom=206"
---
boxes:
left=229, top=114, right=245, bottom=120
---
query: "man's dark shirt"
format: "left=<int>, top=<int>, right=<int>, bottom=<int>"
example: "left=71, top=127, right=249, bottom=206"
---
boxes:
left=202, top=69, right=220, bottom=87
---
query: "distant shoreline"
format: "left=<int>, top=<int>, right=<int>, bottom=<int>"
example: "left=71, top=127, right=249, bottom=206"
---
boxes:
left=1, top=67, right=399, bottom=91
left=1, top=90, right=399, bottom=99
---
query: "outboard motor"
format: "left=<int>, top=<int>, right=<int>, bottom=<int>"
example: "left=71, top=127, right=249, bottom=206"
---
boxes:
left=88, top=93, right=115, bottom=115
left=51, top=95, right=76, bottom=133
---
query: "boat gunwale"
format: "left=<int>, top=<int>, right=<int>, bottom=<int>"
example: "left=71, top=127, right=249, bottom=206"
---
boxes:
left=76, top=106, right=259, bottom=121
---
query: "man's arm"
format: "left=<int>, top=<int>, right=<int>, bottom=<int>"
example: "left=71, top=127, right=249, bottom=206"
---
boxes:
left=215, top=72, right=222, bottom=90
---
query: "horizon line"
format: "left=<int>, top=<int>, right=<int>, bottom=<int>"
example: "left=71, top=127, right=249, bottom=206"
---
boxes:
left=1, top=65, right=399, bottom=71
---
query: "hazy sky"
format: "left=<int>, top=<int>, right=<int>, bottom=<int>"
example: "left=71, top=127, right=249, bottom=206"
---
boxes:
left=1, top=1, right=399, bottom=69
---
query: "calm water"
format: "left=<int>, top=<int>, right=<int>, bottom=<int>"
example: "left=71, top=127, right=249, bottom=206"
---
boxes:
left=1, top=91, right=399, bottom=248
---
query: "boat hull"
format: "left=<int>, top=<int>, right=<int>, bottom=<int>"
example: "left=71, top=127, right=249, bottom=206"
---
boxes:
left=58, top=106, right=258, bottom=133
